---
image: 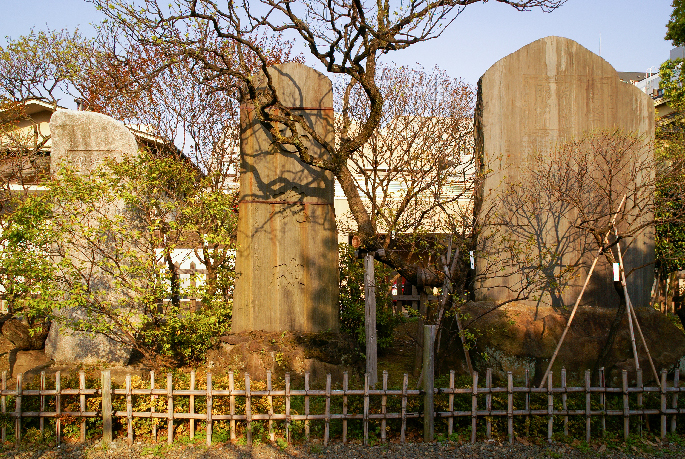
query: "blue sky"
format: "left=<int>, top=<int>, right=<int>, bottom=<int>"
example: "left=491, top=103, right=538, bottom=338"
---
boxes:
left=0, top=0, right=676, bottom=88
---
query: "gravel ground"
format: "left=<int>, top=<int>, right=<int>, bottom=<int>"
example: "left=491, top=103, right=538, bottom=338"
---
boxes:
left=2, top=439, right=684, bottom=459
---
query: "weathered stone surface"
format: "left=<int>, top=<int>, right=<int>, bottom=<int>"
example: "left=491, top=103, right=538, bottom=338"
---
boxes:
left=50, top=110, right=138, bottom=174
left=475, top=36, right=655, bottom=309
left=44, top=313, right=132, bottom=365
left=46, top=110, right=137, bottom=365
left=1, top=319, right=48, bottom=350
left=233, top=63, right=339, bottom=333
left=445, top=302, right=685, bottom=386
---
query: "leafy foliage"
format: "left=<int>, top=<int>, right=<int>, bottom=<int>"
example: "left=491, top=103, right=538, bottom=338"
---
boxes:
left=666, top=0, right=685, bottom=47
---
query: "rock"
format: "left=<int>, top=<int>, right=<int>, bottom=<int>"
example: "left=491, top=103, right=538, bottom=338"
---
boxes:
left=47, top=109, right=139, bottom=365
left=443, top=301, right=685, bottom=386
left=1, top=319, right=48, bottom=350
left=475, top=36, right=655, bottom=310
left=44, top=317, right=132, bottom=366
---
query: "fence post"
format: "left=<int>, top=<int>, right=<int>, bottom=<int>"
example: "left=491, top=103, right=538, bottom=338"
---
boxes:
left=423, top=325, right=436, bottom=442
left=101, top=370, right=112, bottom=444
left=15, top=373, right=22, bottom=446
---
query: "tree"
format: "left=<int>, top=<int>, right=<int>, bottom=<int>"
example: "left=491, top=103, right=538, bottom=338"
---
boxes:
left=666, top=0, right=685, bottom=47
left=94, top=0, right=565, bottom=289
left=0, top=29, right=96, bottom=340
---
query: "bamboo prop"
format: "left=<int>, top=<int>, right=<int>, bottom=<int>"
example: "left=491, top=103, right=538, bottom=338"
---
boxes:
left=614, top=232, right=661, bottom=387
left=615, top=233, right=660, bottom=386
left=614, top=235, right=640, bottom=373
left=539, top=195, right=627, bottom=388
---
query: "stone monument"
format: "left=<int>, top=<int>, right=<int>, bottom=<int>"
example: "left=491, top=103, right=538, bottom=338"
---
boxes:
left=475, top=36, right=655, bottom=310
left=45, top=110, right=138, bottom=365
left=233, top=63, right=339, bottom=333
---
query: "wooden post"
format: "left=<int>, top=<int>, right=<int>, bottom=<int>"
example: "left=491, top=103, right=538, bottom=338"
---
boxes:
left=126, top=374, right=133, bottom=445
left=547, top=372, right=553, bottom=443
left=267, top=371, right=274, bottom=442
left=40, top=372, right=45, bottom=437
left=229, top=372, right=236, bottom=441
left=637, top=368, right=643, bottom=436
left=79, top=371, right=86, bottom=443
left=448, top=370, right=455, bottom=438
left=486, top=368, right=492, bottom=440
left=525, top=369, right=530, bottom=437
left=285, top=373, right=291, bottom=443
left=661, top=369, right=668, bottom=439
left=190, top=370, right=195, bottom=441
left=423, top=325, right=436, bottom=442
left=507, top=372, right=514, bottom=445
left=150, top=371, right=157, bottom=442
left=585, top=370, right=591, bottom=443
left=15, top=373, right=22, bottom=445
left=167, top=373, right=173, bottom=445
left=600, top=367, right=606, bottom=437
left=245, top=373, right=252, bottom=446
left=101, top=370, right=112, bottom=445
left=401, top=373, right=408, bottom=444
left=471, top=371, right=478, bottom=444
left=206, top=373, right=212, bottom=446
left=380, top=371, right=387, bottom=443
left=364, top=252, right=378, bottom=387
left=672, top=368, right=679, bottom=433
left=324, top=373, right=331, bottom=446
left=304, top=372, right=310, bottom=441
left=1, top=371, right=5, bottom=443
left=561, top=368, right=568, bottom=437
left=342, top=372, right=348, bottom=444
left=623, top=370, right=630, bottom=441
left=55, top=371, right=61, bottom=445
left=363, top=373, right=369, bottom=446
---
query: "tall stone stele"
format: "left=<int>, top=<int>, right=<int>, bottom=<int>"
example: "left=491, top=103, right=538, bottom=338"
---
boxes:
left=233, top=63, right=339, bottom=333
left=45, top=110, right=138, bottom=365
left=475, top=36, right=655, bottom=309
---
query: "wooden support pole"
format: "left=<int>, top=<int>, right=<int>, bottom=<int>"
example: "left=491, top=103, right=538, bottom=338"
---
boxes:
left=507, top=372, right=514, bottom=445
left=101, top=370, right=112, bottom=445
left=342, top=372, right=348, bottom=444
left=167, top=373, right=173, bottom=445
left=380, top=371, right=387, bottom=444
left=126, top=374, right=133, bottom=445
left=267, top=371, right=274, bottom=442
left=585, top=370, right=591, bottom=443
left=364, top=252, right=378, bottom=387
left=547, top=372, right=553, bottom=443
left=304, top=373, right=310, bottom=441
left=661, top=369, right=668, bottom=439
left=285, top=373, right=291, bottom=443
left=363, top=373, right=369, bottom=446
left=561, top=368, right=568, bottom=437
left=672, top=368, right=679, bottom=434
left=15, top=373, right=22, bottom=445
left=190, top=370, right=195, bottom=441
left=401, top=373, right=408, bottom=443
left=206, top=373, right=212, bottom=446
left=486, top=368, right=492, bottom=440
left=40, top=372, right=45, bottom=437
left=151, top=371, right=157, bottom=442
left=448, top=370, right=455, bottom=438
left=246, top=373, right=252, bottom=446
left=229, top=372, right=235, bottom=441
left=325, top=373, right=331, bottom=446
left=423, top=325, right=436, bottom=442
left=471, top=371, right=478, bottom=444
left=623, top=370, right=630, bottom=441
left=79, top=371, right=86, bottom=443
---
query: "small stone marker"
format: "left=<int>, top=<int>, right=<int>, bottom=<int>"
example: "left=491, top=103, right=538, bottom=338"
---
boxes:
left=233, top=63, right=339, bottom=333
left=475, top=36, right=655, bottom=309
left=45, top=110, right=137, bottom=365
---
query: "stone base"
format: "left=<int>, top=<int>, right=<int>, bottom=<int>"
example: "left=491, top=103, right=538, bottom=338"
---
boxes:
left=440, top=302, right=685, bottom=386
left=45, top=321, right=132, bottom=366
left=207, top=331, right=359, bottom=383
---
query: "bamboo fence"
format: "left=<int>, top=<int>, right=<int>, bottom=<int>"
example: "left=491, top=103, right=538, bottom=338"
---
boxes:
left=0, top=366, right=684, bottom=447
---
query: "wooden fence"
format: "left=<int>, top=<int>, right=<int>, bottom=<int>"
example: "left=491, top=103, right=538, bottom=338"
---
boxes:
left=0, top=366, right=684, bottom=447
